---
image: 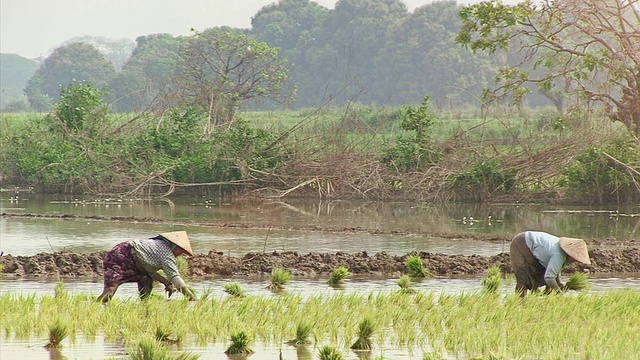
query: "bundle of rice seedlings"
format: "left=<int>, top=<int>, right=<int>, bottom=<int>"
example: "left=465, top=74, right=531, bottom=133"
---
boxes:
left=350, top=318, right=375, bottom=350
left=176, top=257, right=190, bottom=278
left=318, top=345, right=344, bottom=360
left=397, top=275, right=417, bottom=294
left=268, top=268, right=291, bottom=292
left=481, top=265, right=503, bottom=293
left=565, top=272, right=590, bottom=291
left=328, top=266, right=351, bottom=286
left=155, top=326, right=180, bottom=345
left=286, top=322, right=313, bottom=346
left=223, top=282, right=246, bottom=298
left=406, top=255, right=432, bottom=278
left=224, top=331, right=254, bottom=355
left=44, top=320, right=68, bottom=349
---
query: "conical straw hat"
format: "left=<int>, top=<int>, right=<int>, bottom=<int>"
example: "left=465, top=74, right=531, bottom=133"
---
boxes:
left=559, top=237, right=591, bottom=265
left=159, top=231, right=193, bottom=256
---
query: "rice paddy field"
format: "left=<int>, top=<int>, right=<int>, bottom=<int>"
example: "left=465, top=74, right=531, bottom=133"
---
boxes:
left=1, top=281, right=639, bottom=359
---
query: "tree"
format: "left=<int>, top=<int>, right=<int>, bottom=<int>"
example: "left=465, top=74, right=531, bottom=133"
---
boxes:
left=378, top=0, right=501, bottom=106
left=61, top=36, right=136, bottom=70
left=456, top=0, right=640, bottom=136
left=109, top=34, right=185, bottom=112
left=174, top=28, right=292, bottom=131
left=0, top=53, right=38, bottom=110
left=25, top=43, right=116, bottom=110
left=301, top=0, right=409, bottom=106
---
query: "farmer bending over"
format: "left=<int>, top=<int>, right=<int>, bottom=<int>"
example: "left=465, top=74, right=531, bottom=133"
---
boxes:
left=510, top=231, right=590, bottom=297
left=98, top=231, right=196, bottom=302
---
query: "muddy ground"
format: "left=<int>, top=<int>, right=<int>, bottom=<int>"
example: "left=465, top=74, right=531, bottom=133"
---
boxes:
left=1, top=213, right=639, bottom=279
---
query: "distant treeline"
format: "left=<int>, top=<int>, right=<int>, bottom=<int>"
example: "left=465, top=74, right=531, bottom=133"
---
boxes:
left=1, top=0, right=551, bottom=112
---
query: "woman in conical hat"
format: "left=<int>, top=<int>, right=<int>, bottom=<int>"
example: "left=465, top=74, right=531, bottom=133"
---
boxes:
left=509, top=231, right=590, bottom=297
left=98, top=231, right=196, bottom=302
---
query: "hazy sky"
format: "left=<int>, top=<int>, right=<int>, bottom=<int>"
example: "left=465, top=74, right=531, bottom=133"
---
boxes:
left=1, top=0, right=520, bottom=59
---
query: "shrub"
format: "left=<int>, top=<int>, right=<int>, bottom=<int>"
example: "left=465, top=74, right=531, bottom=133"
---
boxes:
left=450, top=160, right=516, bottom=201
left=560, top=136, right=640, bottom=204
left=382, top=96, right=443, bottom=172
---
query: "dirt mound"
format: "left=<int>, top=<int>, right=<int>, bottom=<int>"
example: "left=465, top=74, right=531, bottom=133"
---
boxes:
left=2, top=248, right=639, bottom=279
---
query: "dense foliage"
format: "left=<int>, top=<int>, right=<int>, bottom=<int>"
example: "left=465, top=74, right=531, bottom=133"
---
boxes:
left=456, top=0, right=640, bottom=136
left=5, top=0, right=506, bottom=113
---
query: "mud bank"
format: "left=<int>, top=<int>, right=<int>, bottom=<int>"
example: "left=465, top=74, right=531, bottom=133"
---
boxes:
left=1, top=247, right=639, bottom=279
left=1, top=212, right=639, bottom=279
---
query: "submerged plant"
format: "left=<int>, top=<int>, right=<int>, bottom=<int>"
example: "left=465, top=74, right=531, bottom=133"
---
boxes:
left=318, top=345, right=345, bottom=360
left=328, top=266, right=351, bottom=286
left=406, top=255, right=432, bottom=278
left=224, top=331, right=254, bottom=355
left=286, top=322, right=313, bottom=346
left=481, top=265, right=503, bottom=293
left=223, top=282, right=246, bottom=298
left=565, top=272, right=590, bottom=291
left=397, top=275, right=416, bottom=294
left=351, top=318, right=375, bottom=350
left=268, top=268, right=291, bottom=291
left=44, top=319, right=68, bottom=349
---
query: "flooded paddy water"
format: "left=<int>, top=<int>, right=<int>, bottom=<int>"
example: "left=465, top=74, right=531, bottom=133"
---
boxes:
left=1, top=192, right=639, bottom=359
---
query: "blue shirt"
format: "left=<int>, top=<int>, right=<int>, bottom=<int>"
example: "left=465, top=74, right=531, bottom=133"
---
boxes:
left=525, top=231, right=568, bottom=289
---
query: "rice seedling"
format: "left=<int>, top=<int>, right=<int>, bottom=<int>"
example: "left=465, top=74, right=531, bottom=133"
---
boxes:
left=351, top=317, right=376, bottom=350
left=54, top=280, right=67, bottom=299
left=318, top=345, right=345, bottom=360
left=565, top=272, right=589, bottom=291
left=223, top=282, right=246, bottom=298
left=129, top=338, right=200, bottom=360
left=328, top=266, right=351, bottom=286
left=224, top=331, right=254, bottom=355
left=268, top=268, right=291, bottom=292
left=155, top=326, right=181, bottom=345
left=3, top=285, right=640, bottom=359
left=481, top=265, right=503, bottom=293
left=44, top=319, right=68, bottom=349
left=176, top=257, right=189, bottom=278
left=406, top=255, right=432, bottom=278
left=397, top=275, right=416, bottom=294
left=286, top=322, right=313, bottom=346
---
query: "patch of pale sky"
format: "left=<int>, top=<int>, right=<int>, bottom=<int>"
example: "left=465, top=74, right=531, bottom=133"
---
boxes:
left=1, top=0, right=524, bottom=59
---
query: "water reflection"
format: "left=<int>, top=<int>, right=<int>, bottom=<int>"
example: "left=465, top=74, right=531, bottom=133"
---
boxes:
left=1, top=193, right=639, bottom=258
